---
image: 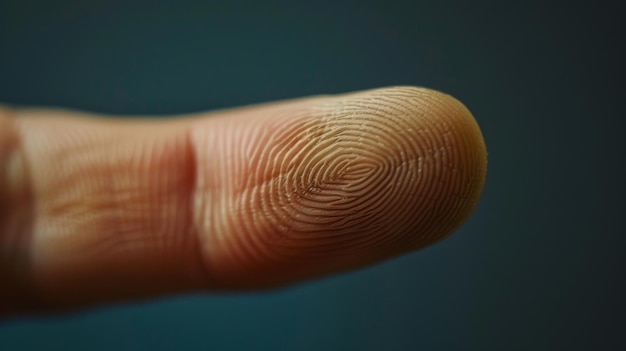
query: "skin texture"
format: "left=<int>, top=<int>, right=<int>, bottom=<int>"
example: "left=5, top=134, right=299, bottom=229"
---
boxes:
left=0, top=86, right=487, bottom=317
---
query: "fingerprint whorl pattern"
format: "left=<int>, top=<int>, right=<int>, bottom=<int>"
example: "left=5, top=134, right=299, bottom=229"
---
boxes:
left=234, top=88, right=476, bottom=263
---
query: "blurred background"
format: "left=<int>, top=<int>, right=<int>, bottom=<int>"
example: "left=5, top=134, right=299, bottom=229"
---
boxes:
left=0, top=0, right=624, bottom=350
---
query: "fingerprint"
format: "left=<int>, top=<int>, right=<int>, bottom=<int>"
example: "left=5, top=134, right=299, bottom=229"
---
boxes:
left=208, top=87, right=486, bottom=280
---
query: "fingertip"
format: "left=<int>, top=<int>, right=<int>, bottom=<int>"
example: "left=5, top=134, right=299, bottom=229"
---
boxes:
left=197, top=86, right=487, bottom=288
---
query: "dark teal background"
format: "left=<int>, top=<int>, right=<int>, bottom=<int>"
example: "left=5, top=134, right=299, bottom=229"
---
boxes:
left=1, top=0, right=624, bottom=350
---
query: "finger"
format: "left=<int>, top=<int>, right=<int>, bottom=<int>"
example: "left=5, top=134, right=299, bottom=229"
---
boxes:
left=0, top=86, right=487, bottom=315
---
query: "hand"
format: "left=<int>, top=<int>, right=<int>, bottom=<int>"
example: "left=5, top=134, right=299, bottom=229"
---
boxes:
left=0, top=86, right=486, bottom=317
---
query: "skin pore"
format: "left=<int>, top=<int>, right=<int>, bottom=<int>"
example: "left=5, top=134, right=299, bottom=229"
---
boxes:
left=0, top=86, right=487, bottom=317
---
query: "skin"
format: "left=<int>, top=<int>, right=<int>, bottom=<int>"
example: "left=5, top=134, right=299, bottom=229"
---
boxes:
left=0, top=86, right=487, bottom=318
